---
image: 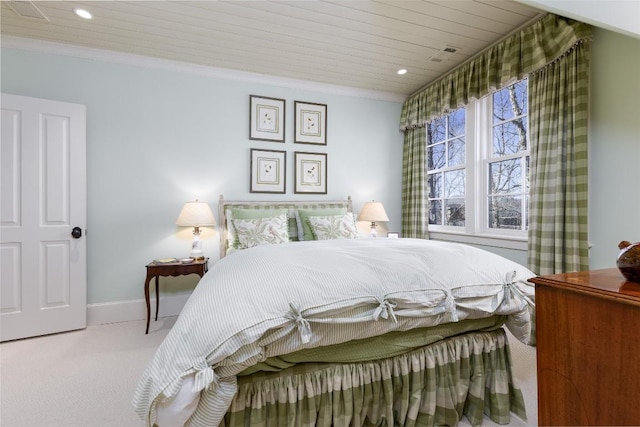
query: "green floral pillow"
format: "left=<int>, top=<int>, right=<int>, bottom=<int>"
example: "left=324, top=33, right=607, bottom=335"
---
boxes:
left=226, top=208, right=289, bottom=249
left=231, top=214, right=289, bottom=249
left=295, top=207, right=347, bottom=241
left=306, top=214, right=359, bottom=240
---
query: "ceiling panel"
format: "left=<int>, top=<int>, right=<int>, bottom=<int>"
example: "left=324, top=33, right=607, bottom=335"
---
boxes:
left=0, top=0, right=544, bottom=96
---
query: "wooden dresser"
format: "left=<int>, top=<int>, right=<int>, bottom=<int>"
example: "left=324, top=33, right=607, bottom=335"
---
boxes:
left=530, top=268, right=640, bottom=426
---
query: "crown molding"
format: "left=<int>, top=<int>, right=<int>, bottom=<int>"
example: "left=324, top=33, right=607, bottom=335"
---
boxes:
left=2, top=36, right=406, bottom=103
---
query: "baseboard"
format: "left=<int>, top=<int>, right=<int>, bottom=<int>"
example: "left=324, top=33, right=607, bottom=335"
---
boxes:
left=87, top=294, right=191, bottom=326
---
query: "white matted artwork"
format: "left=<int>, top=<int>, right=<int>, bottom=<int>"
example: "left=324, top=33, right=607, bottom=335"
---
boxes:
left=250, top=148, right=286, bottom=193
left=294, top=151, right=327, bottom=194
left=250, top=95, right=285, bottom=142
left=294, top=101, right=327, bottom=145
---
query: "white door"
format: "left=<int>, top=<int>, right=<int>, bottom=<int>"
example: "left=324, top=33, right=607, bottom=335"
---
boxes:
left=1, top=93, right=87, bottom=342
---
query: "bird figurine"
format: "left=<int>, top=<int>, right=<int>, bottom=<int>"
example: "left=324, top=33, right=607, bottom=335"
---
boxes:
left=617, top=240, right=640, bottom=283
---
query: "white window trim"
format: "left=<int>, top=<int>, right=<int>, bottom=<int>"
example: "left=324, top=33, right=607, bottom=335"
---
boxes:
left=428, top=230, right=528, bottom=251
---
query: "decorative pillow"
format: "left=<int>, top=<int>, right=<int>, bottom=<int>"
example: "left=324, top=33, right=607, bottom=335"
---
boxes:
left=306, top=214, right=359, bottom=240
left=231, top=214, right=289, bottom=249
left=227, top=208, right=289, bottom=249
left=295, top=207, right=348, bottom=241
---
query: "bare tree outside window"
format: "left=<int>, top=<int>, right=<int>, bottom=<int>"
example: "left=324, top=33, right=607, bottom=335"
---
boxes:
left=489, top=80, right=529, bottom=230
left=427, top=109, right=466, bottom=226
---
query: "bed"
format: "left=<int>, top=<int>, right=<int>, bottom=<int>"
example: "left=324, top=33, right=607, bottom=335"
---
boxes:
left=133, top=197, right=536, bottom=427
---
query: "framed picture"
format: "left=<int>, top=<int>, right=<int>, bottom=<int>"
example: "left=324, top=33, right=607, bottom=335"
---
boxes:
left=250, top=148, right=286, bottom=193
left=387, top=232, right=400, bottom=239
left=249, top=95, right=285, bottom=142
left=294, top=101, right=327, bottom=145
left=294, top=151, right=327, bottom=194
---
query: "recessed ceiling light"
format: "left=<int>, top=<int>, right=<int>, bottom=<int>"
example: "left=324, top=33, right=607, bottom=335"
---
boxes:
left=74, top=8, right=92, bottom=19
left=397, top=69, right=407, bottom=75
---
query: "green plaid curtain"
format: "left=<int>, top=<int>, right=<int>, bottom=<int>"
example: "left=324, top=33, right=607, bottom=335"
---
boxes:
left=399, top=14, right=592, bottom=272
left=527, top=42, right=591, bottom=274
left=401, top=126, right=428, bottom=238
left=399, top=14, right=592, bottom=128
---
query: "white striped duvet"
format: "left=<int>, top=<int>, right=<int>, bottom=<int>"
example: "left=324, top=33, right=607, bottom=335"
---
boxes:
left=132, top=238, right=536, bottom=426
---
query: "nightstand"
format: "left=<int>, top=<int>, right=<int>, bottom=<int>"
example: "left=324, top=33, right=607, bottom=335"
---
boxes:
left=144, top=258, right=209, bottom=334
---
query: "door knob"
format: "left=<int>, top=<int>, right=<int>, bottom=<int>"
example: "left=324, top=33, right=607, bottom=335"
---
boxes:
left=71, top=227, right=82, bottom=239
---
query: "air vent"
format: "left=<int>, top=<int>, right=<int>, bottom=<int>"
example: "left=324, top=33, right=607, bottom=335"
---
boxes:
left=6, top=1, right=49, bottom=21
left=428, top=45, right=460, bottom=63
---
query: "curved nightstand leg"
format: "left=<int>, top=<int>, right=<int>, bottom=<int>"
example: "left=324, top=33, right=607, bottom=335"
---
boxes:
left=144, top=275, right=152, bottom=334
left=154, top=276, right=160, bottom=321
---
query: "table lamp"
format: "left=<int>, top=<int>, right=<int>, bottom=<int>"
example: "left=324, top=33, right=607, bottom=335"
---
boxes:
left=358, top=201, right=389, bottom=238
left=176, top=200, right=216, bottom=260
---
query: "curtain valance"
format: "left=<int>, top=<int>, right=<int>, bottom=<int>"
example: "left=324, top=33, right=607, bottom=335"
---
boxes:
left=399, top=14, right=592, bottom=131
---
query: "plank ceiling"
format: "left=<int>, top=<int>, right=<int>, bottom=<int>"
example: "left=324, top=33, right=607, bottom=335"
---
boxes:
left=1, top=1, right=545, bottom=97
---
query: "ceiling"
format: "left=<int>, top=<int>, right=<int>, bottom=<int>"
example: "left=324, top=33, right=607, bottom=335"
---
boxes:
left=1, top=1, right=546, bottom=97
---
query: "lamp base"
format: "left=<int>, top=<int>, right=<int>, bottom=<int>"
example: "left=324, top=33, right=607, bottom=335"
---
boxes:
left=370, top=223, right=378, bottom=238
left=190, top=254, right=205, bottom=261
left=190, top=228, right=205, bottom=260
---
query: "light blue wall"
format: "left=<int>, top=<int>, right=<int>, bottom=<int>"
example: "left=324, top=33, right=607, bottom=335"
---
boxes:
left=589, top=28, right=640, bottom=269
left=1, top=46, right=404, bottom=304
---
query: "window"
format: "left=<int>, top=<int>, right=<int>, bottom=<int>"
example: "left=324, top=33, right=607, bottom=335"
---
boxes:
left=488, top=80, right=529, bottom=231
left=427, top=109, right=466, bottom=227
left=427, top=80, right=529, bottom=246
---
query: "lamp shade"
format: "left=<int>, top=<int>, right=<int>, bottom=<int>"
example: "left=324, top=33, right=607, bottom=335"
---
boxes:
left=358, top=201, right=389, bottom=222
left=176, top=200, right=216, bottom=227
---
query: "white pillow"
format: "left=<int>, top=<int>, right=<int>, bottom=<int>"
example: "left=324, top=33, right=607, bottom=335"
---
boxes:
left=306, top=214, right=359, bottom=240
left=231, top=214, right=289, bottom=249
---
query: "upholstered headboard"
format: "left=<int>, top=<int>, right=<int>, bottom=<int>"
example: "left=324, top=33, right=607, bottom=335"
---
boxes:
left=218, top=195, right=353, bottom=257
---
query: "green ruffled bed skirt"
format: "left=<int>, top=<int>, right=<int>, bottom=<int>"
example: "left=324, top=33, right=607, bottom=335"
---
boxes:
left=224, top=328, right=526, bottom=427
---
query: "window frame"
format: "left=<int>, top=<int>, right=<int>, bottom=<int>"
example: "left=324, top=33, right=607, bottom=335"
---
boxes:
left=427, top=81, right=529, bottom=251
